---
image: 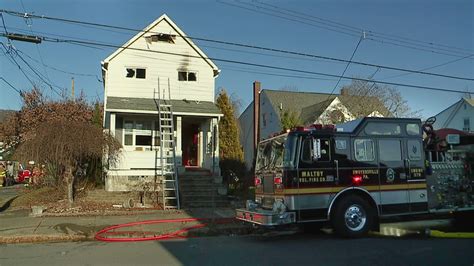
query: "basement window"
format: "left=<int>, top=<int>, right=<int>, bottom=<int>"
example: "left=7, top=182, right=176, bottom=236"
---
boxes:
left=178, top=71, right=197, bottom=82
left=126, top=68, right=146, bottom=79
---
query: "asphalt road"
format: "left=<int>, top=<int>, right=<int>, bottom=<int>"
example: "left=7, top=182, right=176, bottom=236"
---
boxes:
left=1, top=232, right=473, bottom=266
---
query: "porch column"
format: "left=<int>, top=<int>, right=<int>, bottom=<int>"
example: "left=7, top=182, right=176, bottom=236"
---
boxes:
left=212, top=117, right=220, bottom=176
left=110, top=112, right=116, bottom=136
left=175, top=116, right=182, bottom=166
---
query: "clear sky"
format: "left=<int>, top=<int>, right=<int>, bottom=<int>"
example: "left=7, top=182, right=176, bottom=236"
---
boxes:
left=1, top=0, right=473, bottom=118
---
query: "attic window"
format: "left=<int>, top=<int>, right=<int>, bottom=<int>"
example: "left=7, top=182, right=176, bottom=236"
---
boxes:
left=178, top=71, right=197, bottom=82
left=146, top=33, right=176, bottom=44
left=126, top=68, right=146, bottom=79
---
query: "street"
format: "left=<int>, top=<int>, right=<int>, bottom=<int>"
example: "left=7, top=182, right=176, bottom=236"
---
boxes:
left=1, top=231, right=473, bottom=266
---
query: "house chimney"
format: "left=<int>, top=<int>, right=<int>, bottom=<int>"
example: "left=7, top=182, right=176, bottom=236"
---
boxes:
left=253, top=81, right=261, bottom=157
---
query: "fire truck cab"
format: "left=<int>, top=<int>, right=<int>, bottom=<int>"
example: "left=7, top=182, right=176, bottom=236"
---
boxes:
left=236, top=117, right=474, bottom=237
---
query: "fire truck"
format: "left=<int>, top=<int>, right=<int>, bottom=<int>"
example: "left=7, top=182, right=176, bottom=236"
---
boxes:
left=236, top=117, right=474, bottom=237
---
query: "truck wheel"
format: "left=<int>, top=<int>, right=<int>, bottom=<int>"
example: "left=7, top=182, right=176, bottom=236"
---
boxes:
left=332, top=195, right=374, bottom=238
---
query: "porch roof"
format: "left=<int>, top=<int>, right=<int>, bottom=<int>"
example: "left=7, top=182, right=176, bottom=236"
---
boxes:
left=106, top=97, right=222, bottom=115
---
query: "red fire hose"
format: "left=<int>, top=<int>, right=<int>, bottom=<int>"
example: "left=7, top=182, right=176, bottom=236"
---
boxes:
left=95, top=217, right=235, bottom=242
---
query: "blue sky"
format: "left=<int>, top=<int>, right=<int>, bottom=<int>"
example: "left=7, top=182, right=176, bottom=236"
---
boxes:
left=1, top=0, right=473, bottom=118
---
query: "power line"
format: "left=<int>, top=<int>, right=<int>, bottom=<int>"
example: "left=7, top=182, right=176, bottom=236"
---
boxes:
left=12, top=49, right=64, bottom=96
left=1, top=9, right=473, bottom=81
left=17, top=49, right=102, bottom=80
left=18, top=0, right=54, bottom=88
left=1, top=12, right=61, bottom=97
left=382, top=54, right=474, bottom=80
left=0, top=42, right=38, bottom=90
left=243, top=0, right=474, bottom=57
left=327, top=36, right=363, bottom=100
left=0, top=42, right=63, bottom=97
left=5, top=32, right=469, bottom=95
left=0, top=77, right=22, bottom=94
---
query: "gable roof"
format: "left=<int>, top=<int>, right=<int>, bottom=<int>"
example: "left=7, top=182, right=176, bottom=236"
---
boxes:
left=262, top=90, right=337, bottom=119
left=300, top=99, right=334, bottom=124
left=261, top=89, right=388, bottom=121
left=102, top=14, right=219, bottom=76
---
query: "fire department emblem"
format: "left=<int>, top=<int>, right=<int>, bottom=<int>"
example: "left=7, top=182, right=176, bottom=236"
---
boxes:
left=386, top=168, right=395, bottom=183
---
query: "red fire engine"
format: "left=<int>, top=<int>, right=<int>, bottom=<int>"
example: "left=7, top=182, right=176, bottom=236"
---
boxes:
left=236, top=117, right=474, bottom=237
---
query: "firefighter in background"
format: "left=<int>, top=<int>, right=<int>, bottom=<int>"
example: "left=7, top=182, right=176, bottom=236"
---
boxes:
left=0, top=163, right=6, bottom=187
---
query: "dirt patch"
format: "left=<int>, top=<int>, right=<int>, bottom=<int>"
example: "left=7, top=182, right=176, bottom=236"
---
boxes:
left=5, top=186, right=163, bottom=216
left=9, top=186, right=64, bottom=210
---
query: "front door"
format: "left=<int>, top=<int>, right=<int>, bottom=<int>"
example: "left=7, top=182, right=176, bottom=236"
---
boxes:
left=182, top=124, right=199, bottom=167
left=378, top=138, right=410, bottom=214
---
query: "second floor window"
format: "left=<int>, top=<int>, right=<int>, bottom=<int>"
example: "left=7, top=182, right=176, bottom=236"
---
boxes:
left=464, top=118, right=470, bottom=132
left=126, top=68, right=146, bottom=79
left=178, top=71, right=197, bottom=81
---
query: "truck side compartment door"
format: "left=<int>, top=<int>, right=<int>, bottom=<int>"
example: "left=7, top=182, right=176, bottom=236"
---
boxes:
left=405, top=138, right=428, bottom=212
left=378, top=138, right=410, bottom=214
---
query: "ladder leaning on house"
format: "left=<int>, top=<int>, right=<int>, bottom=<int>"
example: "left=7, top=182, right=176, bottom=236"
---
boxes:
left=153, top=77, right=180, bottom=209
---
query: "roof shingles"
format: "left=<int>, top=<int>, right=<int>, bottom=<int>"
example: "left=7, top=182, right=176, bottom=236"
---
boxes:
left=106, top=97, right=221, bottom=115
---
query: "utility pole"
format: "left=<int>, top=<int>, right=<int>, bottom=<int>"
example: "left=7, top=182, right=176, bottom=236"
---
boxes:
left=71, top=77, right=75, bottom=101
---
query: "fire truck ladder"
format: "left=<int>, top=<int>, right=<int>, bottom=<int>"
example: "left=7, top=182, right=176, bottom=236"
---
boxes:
left=154, top=77, right=180, bottom=210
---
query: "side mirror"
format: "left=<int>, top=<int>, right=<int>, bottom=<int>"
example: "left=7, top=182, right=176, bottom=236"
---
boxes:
left=312, top=138, right=321, bottom=161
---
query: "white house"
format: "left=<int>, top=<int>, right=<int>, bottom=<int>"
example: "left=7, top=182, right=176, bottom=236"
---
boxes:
left=239, top=83, right=387, bottom=169
left=101, top=14, right=222, bottom=192
left=431, top=97, right=474, bottom=133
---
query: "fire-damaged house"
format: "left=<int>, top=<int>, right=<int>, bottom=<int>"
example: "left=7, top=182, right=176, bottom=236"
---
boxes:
left=101, top=14, right=224, bottom=209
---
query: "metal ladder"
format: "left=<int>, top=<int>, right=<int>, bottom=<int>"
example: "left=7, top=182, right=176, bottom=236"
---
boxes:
left=154, top=77, right=180, bottom=209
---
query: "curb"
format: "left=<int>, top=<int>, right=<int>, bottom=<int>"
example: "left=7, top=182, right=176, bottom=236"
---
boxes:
left=0, top=234, right=93, bottom=244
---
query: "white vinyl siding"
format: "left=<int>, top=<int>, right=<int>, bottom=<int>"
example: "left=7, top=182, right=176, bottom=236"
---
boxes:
left=105, top=19, right=215, bottom=102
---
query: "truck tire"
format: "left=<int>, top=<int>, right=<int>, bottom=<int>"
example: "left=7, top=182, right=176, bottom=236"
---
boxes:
left=331, top=195, right=374, bottom=238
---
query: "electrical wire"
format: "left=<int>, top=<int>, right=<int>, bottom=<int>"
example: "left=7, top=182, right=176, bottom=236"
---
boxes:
left=382, top=54, right=474, bottom=80
left=326, top=36, right=363, bottom=100
left=1, top=9, right=473, bottom=81
left=242, top=0, right=474, bottom=57
left=0, top=77, right=22, bottom=94
left=18, top=0, right=54, bottom=87
left=17, top=49, right=102, bottom=79
left=25, top=34, right=471, bottom=94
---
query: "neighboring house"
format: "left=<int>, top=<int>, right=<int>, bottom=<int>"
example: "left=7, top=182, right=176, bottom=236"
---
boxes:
left=431, top=97, right=474, bottom=133
left=101, top=14, right=222, bottom=191
left=239, top=83, right=386, bottom=169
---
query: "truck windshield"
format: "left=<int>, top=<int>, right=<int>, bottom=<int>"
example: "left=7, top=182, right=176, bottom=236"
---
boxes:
left=255, top=134, right=296, bottom=171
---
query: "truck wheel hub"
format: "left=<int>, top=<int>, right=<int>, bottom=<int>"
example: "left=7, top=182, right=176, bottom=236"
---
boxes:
left=344, top=205, right=366, bottom=231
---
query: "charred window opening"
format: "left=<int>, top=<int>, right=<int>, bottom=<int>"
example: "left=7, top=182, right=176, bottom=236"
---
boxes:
left=178, top=71, right=197, bottom=82
left=126, top=69, right=135, bottom=78
left=126, top=68, right=146, bottom=79
left=188, top=72, right=197, bottom=81
left=178, top=71, right=187, bottom=81
left=136, top=68, right=146, bottom=79
left=146, top=33, right=176, bottom=44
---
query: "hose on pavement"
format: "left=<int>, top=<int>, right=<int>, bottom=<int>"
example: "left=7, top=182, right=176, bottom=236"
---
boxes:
left=95, top=217, right=234, bottom=242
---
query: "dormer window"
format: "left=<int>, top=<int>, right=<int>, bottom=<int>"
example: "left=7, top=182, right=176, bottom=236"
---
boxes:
left=178, top=71, right=197, bottom=81
left=145, top=33, right=176, bottom=44
left=126, top=68, right=146, bottom=79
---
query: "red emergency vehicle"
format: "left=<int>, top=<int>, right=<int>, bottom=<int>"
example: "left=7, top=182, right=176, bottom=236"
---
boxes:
left=236, top=117, right=474, bottom=237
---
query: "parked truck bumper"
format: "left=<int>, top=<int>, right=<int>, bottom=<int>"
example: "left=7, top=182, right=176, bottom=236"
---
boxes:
left=236, top=200, right=296, bottom=226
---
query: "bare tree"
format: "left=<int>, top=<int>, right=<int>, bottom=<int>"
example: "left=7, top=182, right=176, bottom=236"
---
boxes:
left=14, top=120, right=120, bottom=206
left=340, top=79, right=421, bottom=118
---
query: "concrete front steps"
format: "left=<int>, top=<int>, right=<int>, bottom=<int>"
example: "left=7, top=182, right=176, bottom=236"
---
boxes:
left=178, top=170, right=229, bottom=209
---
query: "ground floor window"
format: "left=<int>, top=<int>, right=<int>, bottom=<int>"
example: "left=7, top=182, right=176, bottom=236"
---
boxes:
left=122, top=119, right=161, bottom=150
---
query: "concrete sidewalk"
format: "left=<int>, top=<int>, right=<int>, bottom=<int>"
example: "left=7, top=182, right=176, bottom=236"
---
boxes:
left=0, top=208, right=245, bottom=244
